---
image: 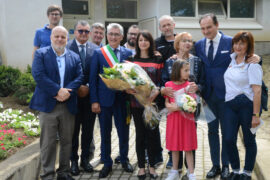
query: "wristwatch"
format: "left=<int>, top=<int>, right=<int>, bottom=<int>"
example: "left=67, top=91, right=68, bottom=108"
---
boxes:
left=252, top=113, right=260, bottom=117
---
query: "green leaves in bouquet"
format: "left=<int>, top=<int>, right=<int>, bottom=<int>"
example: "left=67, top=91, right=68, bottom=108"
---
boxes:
left=102, top=66, right=122, bottom=79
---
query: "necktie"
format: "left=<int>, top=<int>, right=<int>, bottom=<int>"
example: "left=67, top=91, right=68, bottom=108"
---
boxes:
left=208, top=40, right=214, bottom=62
left=114, top=48, right=118, bottom=59
left=79, top=45, right=86, bottom=69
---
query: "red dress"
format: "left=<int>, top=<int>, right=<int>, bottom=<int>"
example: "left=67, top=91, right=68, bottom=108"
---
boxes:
left=165, top=81, right=197, bottom=151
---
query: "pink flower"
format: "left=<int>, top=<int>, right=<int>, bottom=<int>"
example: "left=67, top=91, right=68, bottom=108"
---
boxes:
left=0, top=143, right=4, bottom=146
left=18, top=137, right=21, bottom=141
left=23, top=141, right=26, bottom=144
left=1, top=147, right=5, bottom=150
left=22, top=136, right=27, bottom=138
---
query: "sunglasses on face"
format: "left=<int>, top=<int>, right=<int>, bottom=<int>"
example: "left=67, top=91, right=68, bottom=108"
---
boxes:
left=77, top=29, right=90, bottom=34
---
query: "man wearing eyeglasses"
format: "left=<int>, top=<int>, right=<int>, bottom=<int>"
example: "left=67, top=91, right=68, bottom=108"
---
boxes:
left=66, top=20, right=99, bottom=176
left=124, top=24, right=139, bottom=55
left=32, top=5, right=63, bottom=59
left=90, top=23, right=133, bottom=178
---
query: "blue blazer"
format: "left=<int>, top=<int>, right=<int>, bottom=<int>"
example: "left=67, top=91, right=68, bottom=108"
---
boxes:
left=89, top=46, right=132, bottom=107
left=30, top=46, right=83, bottom=114
left=195, top=32, right=232, bottom=100
left=67, top=39, right=99, bottom=85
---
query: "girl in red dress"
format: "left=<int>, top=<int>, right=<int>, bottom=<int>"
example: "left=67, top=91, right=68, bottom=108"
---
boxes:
left=165, top=60, right=197, bottom=180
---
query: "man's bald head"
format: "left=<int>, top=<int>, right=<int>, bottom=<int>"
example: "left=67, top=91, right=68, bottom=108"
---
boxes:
left=51, top=26, right=68, bottom=55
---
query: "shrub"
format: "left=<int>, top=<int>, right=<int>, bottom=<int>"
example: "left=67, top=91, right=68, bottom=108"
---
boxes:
left=13, top=70, right=36, bottom=105
left=0, top=66, right=21, bottom=97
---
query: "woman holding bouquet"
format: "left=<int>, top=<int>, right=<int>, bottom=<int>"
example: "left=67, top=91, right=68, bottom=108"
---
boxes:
left=161, top=32, right=204, bottom=176
left=126, top=30, right=163, bottom=179
left=165, top=60, right=197, bottom=180
left=223, top=31, right=262, bottom=180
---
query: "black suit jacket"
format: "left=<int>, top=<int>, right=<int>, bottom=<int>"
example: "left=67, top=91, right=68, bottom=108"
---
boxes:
left=67, top=39, right=99, bottom=85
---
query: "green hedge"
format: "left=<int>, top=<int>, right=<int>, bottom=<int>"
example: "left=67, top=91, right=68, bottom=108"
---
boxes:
left=0, top=66, right=21, bottom=97
left=0, top=65, right=36, bottom=105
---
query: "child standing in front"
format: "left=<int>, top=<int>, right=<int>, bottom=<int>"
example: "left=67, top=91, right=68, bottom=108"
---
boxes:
left=165, top=60, right=197, bottom=180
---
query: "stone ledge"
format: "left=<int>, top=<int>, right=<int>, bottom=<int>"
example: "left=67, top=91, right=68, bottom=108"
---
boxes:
left=0, top=139, right=40, bottom=180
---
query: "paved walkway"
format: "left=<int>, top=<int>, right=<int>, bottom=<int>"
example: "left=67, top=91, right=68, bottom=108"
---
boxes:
left=70, top=117, right=258, bottom=180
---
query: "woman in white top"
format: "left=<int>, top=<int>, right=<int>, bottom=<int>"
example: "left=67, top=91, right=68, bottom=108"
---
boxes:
left=223, top=31, right=262, bottom=180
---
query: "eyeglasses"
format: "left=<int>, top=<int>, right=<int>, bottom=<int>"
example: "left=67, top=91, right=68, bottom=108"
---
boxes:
left=108, top=33, right=121, bottom=37
left=77, top=30, right=90, bottom=34
left=181, top=39, right=193, bottom=43
left=128, top=33, right=138, bottom=37
left=50, top=13, right=60, bottom=16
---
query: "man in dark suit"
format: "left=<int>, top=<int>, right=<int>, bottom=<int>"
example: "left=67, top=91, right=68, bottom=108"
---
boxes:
left=30, top=26, right=83, bottom=180
left=67, top=20, right=99, bottom=176
left=195, top=14, right=232, bottom=179
left=89, top=23, right=133, bottom=178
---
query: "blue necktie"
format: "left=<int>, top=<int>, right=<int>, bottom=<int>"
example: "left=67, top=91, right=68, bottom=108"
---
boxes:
left=79, top=45, right=86, bottom=69
left=208, top=40, right=214, bottom=62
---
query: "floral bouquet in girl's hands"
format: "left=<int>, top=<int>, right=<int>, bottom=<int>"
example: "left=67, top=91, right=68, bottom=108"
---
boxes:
left=174, top=86, right=197, bottom=120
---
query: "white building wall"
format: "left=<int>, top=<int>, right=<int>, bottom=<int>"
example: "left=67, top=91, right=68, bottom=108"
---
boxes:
left=0, top=0, right=61, bottom=70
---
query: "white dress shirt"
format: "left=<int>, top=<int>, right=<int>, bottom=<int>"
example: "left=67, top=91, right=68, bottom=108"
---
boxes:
left=205, top=32, right=221, bottom=60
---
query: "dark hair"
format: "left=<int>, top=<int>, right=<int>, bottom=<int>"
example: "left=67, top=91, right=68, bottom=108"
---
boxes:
left=47, top=5, right=63, bottom=17
left=199, top=13, right=218, bottom=25
left=134, top=30, right=155, bottom=58
left=128, top=24, right=139, bottom=32
left=170, top=60, right=189, bottom=81
left=74, top=20, right=90, bottom=30
left=232, top=31, right=254, bottom=60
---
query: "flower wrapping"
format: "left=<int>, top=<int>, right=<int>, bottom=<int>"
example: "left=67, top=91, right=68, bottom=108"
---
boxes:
left=100, top=61, right=160, bottom=129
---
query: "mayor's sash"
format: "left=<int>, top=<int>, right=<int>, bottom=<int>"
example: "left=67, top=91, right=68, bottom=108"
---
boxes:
left=100, top=45, right=119, bottom=68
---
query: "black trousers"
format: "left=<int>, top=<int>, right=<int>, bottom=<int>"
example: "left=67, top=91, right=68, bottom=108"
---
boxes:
left=70, top=95, right=96, bottom=162
left=131, top=107, right=159, bottom=168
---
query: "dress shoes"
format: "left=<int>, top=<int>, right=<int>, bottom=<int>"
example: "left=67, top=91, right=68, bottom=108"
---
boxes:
left=114, top=155, right=121, bottom=164
left=240, top=174, right=251, bottom=180
left=206, top=166, right=221, bottom=178
left=150, top=173, right=158, bottom=179
left=221, top=166, right=230, bottom=179
left=80, top=159, right=93, bottom=172
left=57, top=174, right=75, bottom=180
left=122, top=162, right=134, bottom=172
left=229, top=172, right=241, bottom=180
left=99, top=166, right=112, bottom=178
left=137, top=173, right=146, bottom=180
left=70, top=161, right=80, bottom=176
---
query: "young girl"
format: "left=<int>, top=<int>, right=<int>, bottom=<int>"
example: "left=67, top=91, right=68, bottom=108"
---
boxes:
left=165, top=60, right=197, bottom=180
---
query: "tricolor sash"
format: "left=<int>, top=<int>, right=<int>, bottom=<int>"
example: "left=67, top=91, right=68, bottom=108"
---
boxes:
left=100, top=45, right=120, bottom=67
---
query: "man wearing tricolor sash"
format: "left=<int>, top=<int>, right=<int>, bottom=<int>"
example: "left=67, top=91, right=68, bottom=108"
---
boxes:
left=89, top=23, right=133, bottom=178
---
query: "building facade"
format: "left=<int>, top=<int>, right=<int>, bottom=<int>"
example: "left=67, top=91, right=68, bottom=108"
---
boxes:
left=0, top=0, right=269, bottom=69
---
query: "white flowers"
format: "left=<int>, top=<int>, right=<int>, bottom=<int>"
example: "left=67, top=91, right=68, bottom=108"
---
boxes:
left=175, top=94, right=197, bottom=113
left=0, top=108, right=40, bottom=136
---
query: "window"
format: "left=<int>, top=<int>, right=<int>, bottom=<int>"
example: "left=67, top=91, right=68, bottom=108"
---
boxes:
left=62, top=0, right=90, bottom=15
left=171, top=0, right=255, bottom=18
left=107, top=0, right=137, bottom=19
left=171, top=0, right=196, bottom=17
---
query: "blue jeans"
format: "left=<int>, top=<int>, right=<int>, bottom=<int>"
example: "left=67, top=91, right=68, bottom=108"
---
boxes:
left=206, top=92, right=229, bottom=167
left=224, top=94, right=257, bottom=171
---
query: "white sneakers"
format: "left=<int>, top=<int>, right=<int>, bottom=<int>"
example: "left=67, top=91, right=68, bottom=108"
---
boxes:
left=165, top=170, right=179, bottom=180
left=188, top=173, right=196, bottom=180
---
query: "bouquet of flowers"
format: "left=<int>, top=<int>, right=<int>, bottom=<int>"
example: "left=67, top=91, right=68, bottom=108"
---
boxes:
left=173, top=87, right=197, bottom=121
left=100, top=62, right=160, bottom=129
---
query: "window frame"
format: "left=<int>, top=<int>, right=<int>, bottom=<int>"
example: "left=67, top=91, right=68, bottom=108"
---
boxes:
left=171, top=0, right=256, bottom=20
left=104, top=0, right=139, bottom=21
left=62, top=0, right=94, bottom=19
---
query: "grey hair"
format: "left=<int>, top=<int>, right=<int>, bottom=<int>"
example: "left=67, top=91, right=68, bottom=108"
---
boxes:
left=158, top=15, right=175, bottom=26
left=107, top=23, right=124, bottom=35
left=74, top=20, right=90, bottom=30
left=90, top=22, right=105, bottom=32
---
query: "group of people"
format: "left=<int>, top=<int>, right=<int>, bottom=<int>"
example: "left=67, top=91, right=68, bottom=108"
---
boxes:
left=30, top=4, right=263, bottom=180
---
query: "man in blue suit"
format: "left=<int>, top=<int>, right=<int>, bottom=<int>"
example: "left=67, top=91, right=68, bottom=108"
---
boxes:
left=89, top=23, right=133, bottom=178
left=195, top=14, right=231, bottom=179
left=30, top=26, right=83, bottom=180
left=67, top=20, right=99, bottom=176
